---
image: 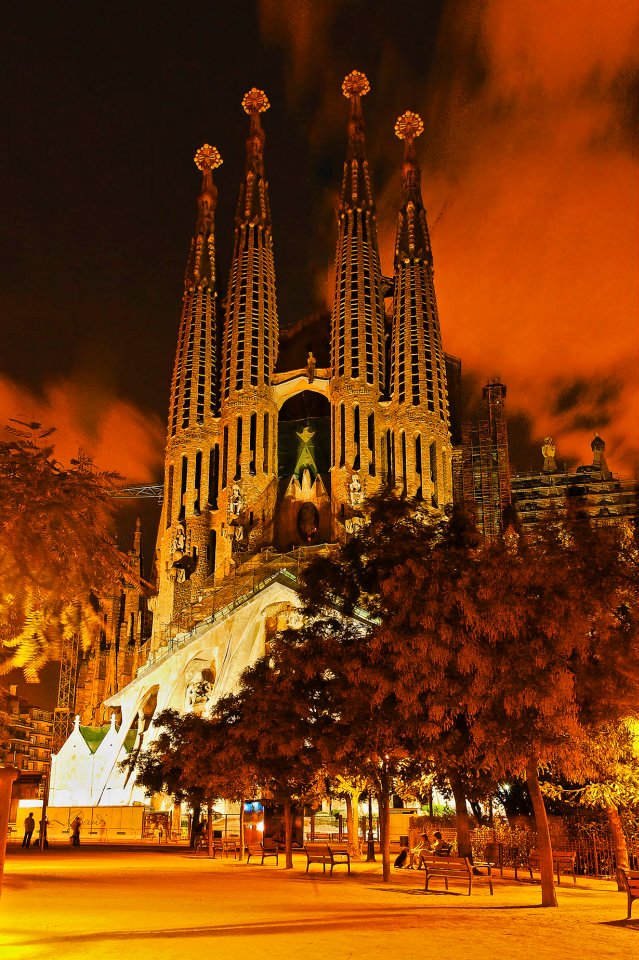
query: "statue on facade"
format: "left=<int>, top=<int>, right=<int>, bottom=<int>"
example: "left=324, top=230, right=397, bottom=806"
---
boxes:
left=229, top=482, right=244, bottom=516
left=306, top=351, right=316, bottom=383
left=348, top=472, right=363, bottom=507
left=541, top=437, right=557, bottom=473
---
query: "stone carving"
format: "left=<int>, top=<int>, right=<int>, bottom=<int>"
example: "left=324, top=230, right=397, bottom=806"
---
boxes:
left=306, top=351, right=316, bottom=383
left=542, top=437, right=557, bottom=473
left=229, top=483, right=244, bottom=517
left=348, top=472, right=363, bottom=507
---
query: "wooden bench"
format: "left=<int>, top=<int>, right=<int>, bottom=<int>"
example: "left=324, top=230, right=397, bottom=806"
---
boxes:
left=212, top=837, right=240, bottom=859
left=422, top=855, right=493, bottom=896
left=305, top=842, right=351, bottom=875
left=619, top=868, right=639, bottom=919
left=518, top=848, right=576, bottom=885
left=246, top=839, right=279, bottom=865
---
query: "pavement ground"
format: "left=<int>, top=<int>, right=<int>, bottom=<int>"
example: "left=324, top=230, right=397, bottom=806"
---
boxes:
left=1, top=844, right=636, bottom=960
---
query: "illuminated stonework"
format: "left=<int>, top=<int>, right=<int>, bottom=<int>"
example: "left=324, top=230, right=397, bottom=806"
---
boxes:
left=341, top=69, right=370, bottom=98
left=194, top=144, right=223, bottom=172
left=242, top=88, right=270, bottom=114
left=394, top=111, right=424, bottom=141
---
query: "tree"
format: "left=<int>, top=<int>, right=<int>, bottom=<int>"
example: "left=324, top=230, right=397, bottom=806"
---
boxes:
left=133, top=708, right=258, bottom=852
left=0, top=428, right=132, bottom=679
left=293, top=495, right=639, bottom=904
left=216, top=654, right=324, bottom=869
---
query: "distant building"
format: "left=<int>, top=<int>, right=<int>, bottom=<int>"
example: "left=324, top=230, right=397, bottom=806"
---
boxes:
left=0, top=685, right=53, bottom=815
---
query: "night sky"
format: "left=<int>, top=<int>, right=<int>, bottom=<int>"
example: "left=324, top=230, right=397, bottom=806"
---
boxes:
left=2, top=2, right=638, bottom=478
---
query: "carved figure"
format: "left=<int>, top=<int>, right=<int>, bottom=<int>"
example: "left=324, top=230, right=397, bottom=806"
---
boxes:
left=229, top=483, right=244, bottom=516
left=348, top=472, right=363, bottom=507
left=306, top=351, right=316, bottom=383
left=542, top=437, right=557, bottom=473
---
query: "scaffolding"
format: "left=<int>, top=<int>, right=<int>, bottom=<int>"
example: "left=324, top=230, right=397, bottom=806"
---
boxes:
left=51, top=631, right=80, bottom=752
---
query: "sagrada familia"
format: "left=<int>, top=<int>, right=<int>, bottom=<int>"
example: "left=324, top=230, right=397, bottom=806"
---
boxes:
left=49, top=73, right=635, bottom=808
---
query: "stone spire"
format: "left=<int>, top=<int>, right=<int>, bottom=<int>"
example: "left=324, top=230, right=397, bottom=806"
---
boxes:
left=168, top=144, right=222, bottom=436
left=222, top=88, right=279, bottom=402
left=393, top=111, right=432, bottom=263
left=389, top=112, right=451, bottom=507
left=329, top=72, right=387, bottom=531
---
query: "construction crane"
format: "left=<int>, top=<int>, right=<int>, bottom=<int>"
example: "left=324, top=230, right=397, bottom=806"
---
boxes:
left=111, top=483, right=163, bottom=502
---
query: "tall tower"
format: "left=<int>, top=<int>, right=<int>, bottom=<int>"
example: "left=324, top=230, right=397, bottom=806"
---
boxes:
left=152, top=144, right=223, bottom=640
left=329, top=71, right=387, bottom=531
left=389, top=112, right=452, bottom=507
left=218, top=88, right=280, bottom=563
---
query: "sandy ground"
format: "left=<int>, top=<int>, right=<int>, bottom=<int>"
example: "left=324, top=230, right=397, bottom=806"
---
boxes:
left=1, top=844, right=636, bottom=960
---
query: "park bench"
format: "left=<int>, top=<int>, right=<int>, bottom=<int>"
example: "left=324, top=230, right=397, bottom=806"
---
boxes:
left=619, top=868, right=639, bottom=919
left=246, top=839, right=279, bottom=865
left=517, top=848, right=576, bottom=885
left=212, top=837, right=240, bottom=859
left=304, top=842, right=351, bottom=875
left=422, top=855, right=493, bottom=896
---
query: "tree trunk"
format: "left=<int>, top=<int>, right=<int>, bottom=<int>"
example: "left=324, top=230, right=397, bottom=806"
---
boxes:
left=239, top=798, right=245, bottom=857
left=190, top=802, right=201, bottom=849
left=606, top=803, right=629, bottom=891
left=525, top=757, right=557, bottom=907
left=207, top=798, right=213, bottom=858
left=345, top=792, right=362, bottom=858
left=283, top=798, right=293, bottom=869
left=379, top=772, right=392, bottom=883
left=449, top=772, right=473, bottom=859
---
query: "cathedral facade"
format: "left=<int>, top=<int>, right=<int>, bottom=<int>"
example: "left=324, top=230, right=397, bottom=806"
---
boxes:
left=50, top=73, right=454, bottom=806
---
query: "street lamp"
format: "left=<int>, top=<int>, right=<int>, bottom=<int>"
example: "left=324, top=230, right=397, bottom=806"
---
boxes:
left=366, top=791, right=376, bottom=862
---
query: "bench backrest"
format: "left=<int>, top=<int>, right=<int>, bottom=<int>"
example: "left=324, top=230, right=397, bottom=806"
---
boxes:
left=305, top=843, right=331, bottom=855
left=529, top=848, right=576, bottom=863
left=422, top=855, right=470, bottom=873
left=620, top=868, right=639, bottom=892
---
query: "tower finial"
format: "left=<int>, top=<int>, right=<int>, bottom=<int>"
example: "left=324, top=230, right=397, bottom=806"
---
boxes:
left=242, top=88, right=270, bottom=115
left=342, top=70, right=370, bottom=99
left=394, top=111, right=424, bottom=143
left=194, top=144, right=223, bottom=173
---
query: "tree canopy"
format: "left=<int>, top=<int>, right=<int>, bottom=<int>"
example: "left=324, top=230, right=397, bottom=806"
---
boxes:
left=0, top=428, right=134, bottom=679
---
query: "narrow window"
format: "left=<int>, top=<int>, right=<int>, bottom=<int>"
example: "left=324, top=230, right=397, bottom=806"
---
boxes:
left=249, top=412, right=257, bottom=475
left=194, top=451, right=202, bottom=514
left=430, top=442, right=438, bottom=507
left=208, top=445, right=219, bottom=509
left=179, top=456, right=188, bottom=521
left=367, top=412, right=375, bottom=476
left=385, top=430, right=393, bottom=484
left=353, top=405, right=361, bottom=471
left=263, top=413, right=269, bottom=473
left=222, top=426, right=228, bottom=489
left=339, top=404, right=346, bottom=467
left=235, top=417, right=243, bottom=480
left=415, top=435, right=423, bottom=500
left=166, top=464, right=174, bottom=528
left=401, top=433, right=407, bottom=497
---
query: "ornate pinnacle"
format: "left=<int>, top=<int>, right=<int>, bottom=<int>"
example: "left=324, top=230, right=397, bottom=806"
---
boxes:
left=394, top=111, right=424, bottom=142
left=242, top=88, right=270, bottom=115
left=194, top=144, right=223, bottom=172
left=342, top=70, right=370, bottom=99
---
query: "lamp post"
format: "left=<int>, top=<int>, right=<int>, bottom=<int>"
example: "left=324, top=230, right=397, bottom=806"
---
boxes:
left=366, top=790, right=376, bottom=862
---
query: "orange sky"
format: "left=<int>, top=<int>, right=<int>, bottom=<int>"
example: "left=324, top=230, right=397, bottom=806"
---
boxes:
left=264, top=0, right=639, bottom=475
left=1, top=1, right=637, bottom=479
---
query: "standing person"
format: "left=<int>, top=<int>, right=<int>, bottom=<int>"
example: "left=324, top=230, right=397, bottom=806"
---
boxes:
left=38, top=816, right=49, bottom=848
left=22, top=812, right=36, bottom=848
left=70, top=815, right=81, bottom=847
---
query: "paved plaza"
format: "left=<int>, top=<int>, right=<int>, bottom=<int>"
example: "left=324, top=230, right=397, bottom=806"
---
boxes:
left=1, top=844, right=636, bottom=960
